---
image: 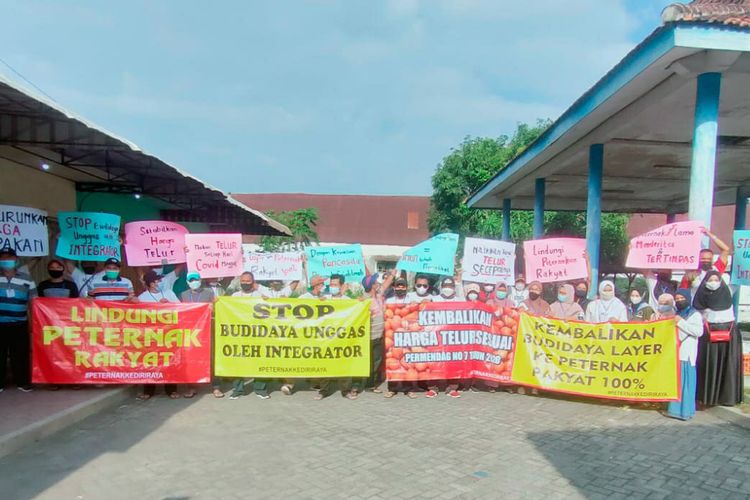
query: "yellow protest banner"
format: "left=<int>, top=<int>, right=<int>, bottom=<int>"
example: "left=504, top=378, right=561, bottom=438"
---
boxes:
left=511, top=313, right=679, bottom=401
left=214, top=297, right=371, bottom=378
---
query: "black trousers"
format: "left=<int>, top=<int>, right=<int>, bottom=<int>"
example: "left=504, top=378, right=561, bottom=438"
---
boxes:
left=0, top=321, right=30, bottom=388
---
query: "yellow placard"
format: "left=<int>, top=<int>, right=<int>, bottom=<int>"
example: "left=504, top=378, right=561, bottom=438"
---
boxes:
left=214, top=297, right=371, bottom=378
left=511, top=313, right=679, bottom=401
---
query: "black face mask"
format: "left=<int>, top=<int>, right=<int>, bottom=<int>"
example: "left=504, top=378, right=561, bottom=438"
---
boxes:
left=700, top=262, right=712, bottom=271
left=528, top=292, right=541, bottom=301
left=82, top=265, right=97, bottom=275
left=675, top=301, right=689, bottom=311
left=241, top=283, right=254, bottom=292
left=48, top=269, right=64, bottom=279
left=575, top=289, right=587, bottom=298
left=395, top=289, right=407, bottom=298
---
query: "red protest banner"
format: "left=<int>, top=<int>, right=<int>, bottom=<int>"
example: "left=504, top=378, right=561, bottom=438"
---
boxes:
left=31, top=298, right=212, bottom=384
left=384, top=301, right=518, bottom=382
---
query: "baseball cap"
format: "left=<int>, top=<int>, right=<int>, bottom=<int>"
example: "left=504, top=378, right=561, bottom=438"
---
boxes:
left=0, top=247, right=17, bottom=257
left=143, top=270, right=162, bottom=285
left=394, top=278, right=408, bottom=287
left=441, top=277, right=456, bottom=287
left=186, top=272, right=201, bottom=281
left=104, top=258, right=121, bottom=267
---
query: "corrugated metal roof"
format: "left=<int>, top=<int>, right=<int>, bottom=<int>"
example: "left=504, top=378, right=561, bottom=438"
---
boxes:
left=662, top=0, right=750, bottom=27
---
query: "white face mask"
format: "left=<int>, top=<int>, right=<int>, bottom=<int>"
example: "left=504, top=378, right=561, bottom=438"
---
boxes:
left=441, top=287, right=455, bottom=298
left=630, top=295, right=642, bottom=305
left=600, top=290, right=614, bottom=301
left=706, top=281, right=721, bottom=291
left=188, top=281, right=201, bottom=290
left=515, top=283, right=525, bottom=291
left=467, top=292, right=479, bottom=301
left=483, top=285, right=494, bottom=293
left=415, top=284, right=429, bottom=296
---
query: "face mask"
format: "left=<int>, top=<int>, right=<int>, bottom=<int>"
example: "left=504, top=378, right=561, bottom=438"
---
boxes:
left=415, top=285, right=429, bottom=296
left=467, top=292, right=479, bottom=301
left=483, top=285, right=494, bottom=293
left=630, top=296, right=642, bottom=305
left=706, top=281, right=721, bottom=291
left=82, top=265, right=97, bottom=275
left=575, top=289, right=587, bottom=298
left=0, top=259, right=16, bottom=270
left=515, top=283, right=525, bottom=291
left=496, top=291, right=508, bottom=300
left=241, top=283, right=254, bottom=292
left=395, top=289, right=407, bottom=298
left=441, top=287, right=455, bottom=297
left=188, top=280, right=201, bottom=290
left=658, top=304, right=674, bottom=314
left=528, top=291, right=540, bottom=301
left=557, top=294, right=567, bottom=303
left=105, top=270, right=119, bottom=280
left=600, top=291, right=614, bottom=301
left=329, top=286, right=340, bottom=295
left=48, top=269, right=64, bottom=279
left=675, top=301, right=689, bottom=311
left=700, top=262, right=713, bottom=271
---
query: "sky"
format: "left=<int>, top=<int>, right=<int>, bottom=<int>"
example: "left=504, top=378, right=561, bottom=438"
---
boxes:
left=0, top=0, right=668, bottom=196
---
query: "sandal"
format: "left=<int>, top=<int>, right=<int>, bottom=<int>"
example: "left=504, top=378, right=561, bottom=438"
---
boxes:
left=136, top=393, right=151, bottom=401
left=168, top=392, right=181, bottom=400
left=314, top=392, right=326, bottom=401
left=346, top=391, right=359, bottom=400
left=211, top=389, right=224, bottom=399
left=371, top=387, right=383, bottom=394
left=406, top=392, right=418, bottom=399
left=384, top=391, right=396, bottom=398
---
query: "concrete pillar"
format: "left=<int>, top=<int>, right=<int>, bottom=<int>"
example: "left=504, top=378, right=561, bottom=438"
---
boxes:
left=502, top=198, right=511, bottom=242
left=586, top=144, right=603, bottom=299
left=533, top=178, right=545, bottom=239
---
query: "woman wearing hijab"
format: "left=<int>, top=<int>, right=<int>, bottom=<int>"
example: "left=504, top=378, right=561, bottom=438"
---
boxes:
left=585, top=280, right=628, bottom=323
left=654, top=290, right=703, bottom=420
left=519, top=281, right=550, bottom=316
left=486, top=282, right=514, bottom=310
left=627, top=286, right=654, bottom=321
left=549, top=284, right=584, bottom=320
left=574, top=281, right=590, bottom=313
left=692, top=271, right=743, bottom=407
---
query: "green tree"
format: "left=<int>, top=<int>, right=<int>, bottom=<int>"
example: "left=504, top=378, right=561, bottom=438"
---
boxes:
left=428, top=121, right=629, bottom=269
left=258, top=208, right=319, bottom=252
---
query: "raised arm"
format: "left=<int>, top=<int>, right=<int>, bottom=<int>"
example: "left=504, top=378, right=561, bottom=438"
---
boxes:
left=705, top=228, right=731, bottom=264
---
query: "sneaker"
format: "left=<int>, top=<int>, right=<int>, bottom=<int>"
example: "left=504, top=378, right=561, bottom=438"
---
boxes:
left=280, top=384, right=292, bottom=396
left=255, top=393, right=270, bottom=400
left=229, top=392, right=242, bottom=400
left=17, top=385, right=33, bottom=393
left=425, top=389, right=438, bottom=398
left=447, top=390, right=461, bottom=398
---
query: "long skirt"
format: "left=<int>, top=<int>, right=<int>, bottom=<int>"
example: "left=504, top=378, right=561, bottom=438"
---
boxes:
left=696, top=322, right=744, bottom=406
left=667, top=361, right=696, bottom=420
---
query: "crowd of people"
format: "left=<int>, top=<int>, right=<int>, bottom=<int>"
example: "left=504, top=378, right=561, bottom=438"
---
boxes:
left=0, top=225, right=745, bottom=421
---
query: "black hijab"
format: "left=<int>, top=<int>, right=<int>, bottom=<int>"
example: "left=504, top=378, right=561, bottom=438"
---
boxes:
left=693, top=270, right=733, bottom=311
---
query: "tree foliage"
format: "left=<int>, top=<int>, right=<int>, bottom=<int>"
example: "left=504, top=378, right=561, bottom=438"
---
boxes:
left=428, top=121, right=629, bottom=269
left=258, top=208, right=319, bottom=252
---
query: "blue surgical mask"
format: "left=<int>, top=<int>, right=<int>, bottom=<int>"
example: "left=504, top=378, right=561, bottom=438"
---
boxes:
left=105, top=270, right=119, bottom=280
left=188, top=280, right=201, bottom=290
left=557, top=294, right=567, bottom=303
left=329, top=286, right=340, bottom=295
left=0, top=259, right=16, bottom=270
left=496, top=291, right=508, bottom=299
left=657, top=304, right=674, bottom=314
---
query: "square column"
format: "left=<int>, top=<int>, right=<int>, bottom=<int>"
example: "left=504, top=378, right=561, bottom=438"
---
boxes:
left=533, top=178, right=545, bottom=239
left=586, top=144, right=603, bottom=298
left=502, top=198, right=511, bottom=241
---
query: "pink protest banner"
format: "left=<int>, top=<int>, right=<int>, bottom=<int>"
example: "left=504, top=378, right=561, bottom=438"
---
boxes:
left=523, top=238, right=587, bottom=283
left=625, top=221, right=703, bottom=270
left=123, top=221, right=189, bottom=267
left=185, top=233, right=242, bottom=278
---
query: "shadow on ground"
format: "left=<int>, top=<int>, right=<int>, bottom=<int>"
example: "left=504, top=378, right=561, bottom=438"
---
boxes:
left=526, top=423, right=750, bottom=498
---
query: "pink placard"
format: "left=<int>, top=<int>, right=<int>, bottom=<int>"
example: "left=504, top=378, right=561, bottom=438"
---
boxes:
left=185, top=233, right=243, bottom=278
left=626, top=221, right=703, bottom=270
left=523, top=238, right=588, bottom=283
left=123, top=221, right=189, bottom=267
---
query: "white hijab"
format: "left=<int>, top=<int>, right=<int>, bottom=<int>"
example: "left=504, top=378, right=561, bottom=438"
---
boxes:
left=585, top=280, right=628, bottom=323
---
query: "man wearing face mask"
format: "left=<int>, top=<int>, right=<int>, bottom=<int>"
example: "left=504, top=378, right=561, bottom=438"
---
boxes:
left=408, top=274, right=433, bottom=302
left=137, top=270, right=179, bottom=303
left=231, top=272, right=266, bottom=298
left=87, top=258, right=134, bottom=301
left=385, top=278, right=409, bottom=304
left=432, top=277, right=464, bottom=303
left=67, top=260, right=100, bottom=297
left=511, top=275, right=529, bottom=307
left=38, top=259, right=79, bottom=298
left=680, top=229, right=731, bottom=294
left=0, top=248, right=36, bottom=393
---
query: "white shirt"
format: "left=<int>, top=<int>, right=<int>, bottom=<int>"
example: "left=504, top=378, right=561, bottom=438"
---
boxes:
left=263, top=285, right=293, bottom=298
left=675, top=311, right=704, bottom=365
left=585, top=298, right=628, bottom=323
left=407, top=291, right=432, bottom=303
left=71, top=267, right=97, bottom=297
left=511, top=288, right=528, bottom=307
left=138, top=289, right=180, bottom=303
left=385, top=294, right=409, bottom=305
left=432, top=293, right=464, bottom=303
left=232, top=290, right=263, bottom=298
left=701, top=307, right=735, bottom=324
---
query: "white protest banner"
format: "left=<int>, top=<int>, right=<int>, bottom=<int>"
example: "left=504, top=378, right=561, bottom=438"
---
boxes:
left=242, top=246, right=303, bottom=281
left=0, top=204, right=49, bottom=256
left=461, top=237, right=516, bottom=285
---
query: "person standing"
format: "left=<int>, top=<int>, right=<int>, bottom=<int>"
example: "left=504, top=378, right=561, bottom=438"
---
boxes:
left=573, top=281, right=591, bottom=314
left=692, top=271, right=744, bottom=407
left=549, top=284, right=584, bottom=320
left=511, top=275, right=529, bottom=307
left=654, top=290, right=704, bottom=421
left=627, top=287, right=654, bottom=321
left=180, top=272, right=223, bottom=399
left=86, top=258, right=134, bottom=301
left=37, top=259, right=79, bottom=299
left=585, top=280, right=628, bottom=323
left=644, top=270, right=677, bottom=310
left=519, top=281, right=551, bottom=316
left=408, top=274, right=433, bottom=302
left=316, top=273, right=356, bottom=400
left=357, top=271, right=397, bottom=397
left=0, top=248, right=36, bottom=393
left=681, top=229, right=731, bottom=295
left=427, top=277, right=464, bottom=398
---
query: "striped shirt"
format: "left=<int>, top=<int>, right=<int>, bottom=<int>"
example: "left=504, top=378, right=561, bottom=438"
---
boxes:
left=0, top=272, right=37, bottom=323
left=87, top=273, right=134, bottom=301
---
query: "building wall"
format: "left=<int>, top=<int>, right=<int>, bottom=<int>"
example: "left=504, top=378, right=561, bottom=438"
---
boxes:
left=0, top=157, right=77, bottom=215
